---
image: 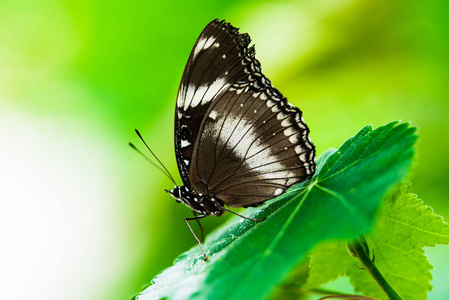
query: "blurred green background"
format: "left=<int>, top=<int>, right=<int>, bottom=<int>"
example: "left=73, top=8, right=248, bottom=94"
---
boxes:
left=1, top=0, right=448, bottom=299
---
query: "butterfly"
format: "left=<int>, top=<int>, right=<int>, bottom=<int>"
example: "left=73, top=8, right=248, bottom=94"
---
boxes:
left=147, top=19, right=315, bottom=261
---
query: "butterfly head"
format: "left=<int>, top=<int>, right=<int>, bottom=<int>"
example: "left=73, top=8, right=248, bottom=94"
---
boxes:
left=166, top=186, right=225, bottom=216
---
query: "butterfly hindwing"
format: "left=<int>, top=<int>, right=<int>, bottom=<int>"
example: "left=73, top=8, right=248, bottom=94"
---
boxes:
left=190, top=85, right=315, bottom=207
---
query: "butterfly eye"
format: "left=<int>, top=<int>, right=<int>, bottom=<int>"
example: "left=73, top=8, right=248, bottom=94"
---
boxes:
left=167, top=187, right=180, bottom=199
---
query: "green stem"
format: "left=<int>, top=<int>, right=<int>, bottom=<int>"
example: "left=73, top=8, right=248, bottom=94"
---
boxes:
left=351, top=239, right=403, bottom=300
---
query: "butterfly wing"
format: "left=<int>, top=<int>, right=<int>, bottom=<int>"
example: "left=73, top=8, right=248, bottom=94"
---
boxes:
left=176, top=20, right=315, bottom=207
left=174, top=19, right=254, bottom=186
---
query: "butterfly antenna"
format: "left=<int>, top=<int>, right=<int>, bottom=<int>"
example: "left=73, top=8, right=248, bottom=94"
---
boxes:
left=130, top=129, right=178, bottom=186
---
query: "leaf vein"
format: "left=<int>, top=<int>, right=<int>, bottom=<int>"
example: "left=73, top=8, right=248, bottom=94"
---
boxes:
left=315, top=184, right=368, bottom=227
left=375, top=242, right=427, bottom=267
left=382, top=216, right=449, bottom=238
left=227, top=185, right=313, bottom=299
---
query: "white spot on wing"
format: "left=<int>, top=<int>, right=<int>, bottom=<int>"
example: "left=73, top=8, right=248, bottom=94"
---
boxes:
left=289, top=134, right=299, bottom=144
left=274, top=188, right=283, bottom=196
left=299, top=152, right=307, bottom=162
left=294, top=145, right=303, bottom=154
left=281, top=118, right=292, bottom=127
left=181, top=139, right=191, bottom=148
left=297, top=122, right=307, bottom=130
left=283, top=127, right=295, bottom=136
left=209, top=110, right=218, bottom=120
left=193, top=36, right=217, bottom=58
left=183, top=77, right=227, bottom=111
left=186, top=84, right=207, bottom=110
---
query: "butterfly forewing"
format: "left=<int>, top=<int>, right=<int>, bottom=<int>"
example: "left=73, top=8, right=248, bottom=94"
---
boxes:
left=175, top=20, right=253, bottom=186
left=175, top=19, right=315, bottom=208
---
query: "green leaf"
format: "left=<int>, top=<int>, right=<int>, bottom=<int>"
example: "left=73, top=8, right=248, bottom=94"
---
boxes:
left=136, top=121, right=417, bottom=300
left=349, top=184, right=449, bottom=299
left=268, top=261, right=311, bottom=299
left=303, top=241, right=353, bottom=289
left=305, top=184, right=449, bottom=299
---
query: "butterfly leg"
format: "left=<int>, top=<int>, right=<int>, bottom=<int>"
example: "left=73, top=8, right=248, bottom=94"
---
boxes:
left=192, top=210, right=204, bottom=242
left=185, top=214, right=208, bottom=261
left=223, top=208, right=266, bottom=222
